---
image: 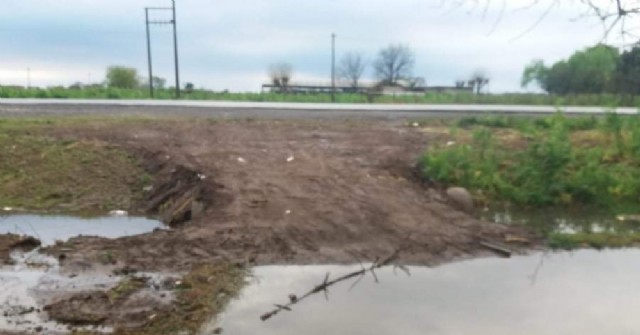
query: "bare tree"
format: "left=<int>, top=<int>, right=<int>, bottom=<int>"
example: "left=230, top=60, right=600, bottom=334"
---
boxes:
left=468, top=70, right=490, bottom=94
left=579, top=0, right=640, bottom=42
left=268, top=62, right=293, bottom=92
left=407, top=76, right=426, bottom=89
left=373, top=45, right=415, bottom=86
left=338, top=52, right=367, bottom=88
left=455, top=1, right=640, bottom=42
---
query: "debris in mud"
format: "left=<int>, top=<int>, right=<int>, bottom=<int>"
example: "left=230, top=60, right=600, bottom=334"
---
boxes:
left=109, top=210, right=129, bottom=217
left=44, top=292, right=111, bottom=325
left=0, top=234, right=41, bottom=264
left=44, top=276, right=174, bottom=330
left=143, top=164, right=211, bottom=226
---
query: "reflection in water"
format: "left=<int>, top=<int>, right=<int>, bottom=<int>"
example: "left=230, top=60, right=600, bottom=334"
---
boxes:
left=216, top=250, right=640, bottom=335
left=0, top=215, right=164, bottom=245
left=482, top=208, right=640, bottom=235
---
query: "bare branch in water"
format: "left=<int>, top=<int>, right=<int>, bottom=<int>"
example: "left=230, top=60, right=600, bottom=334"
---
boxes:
left=260, top=248, right=404, bottom=321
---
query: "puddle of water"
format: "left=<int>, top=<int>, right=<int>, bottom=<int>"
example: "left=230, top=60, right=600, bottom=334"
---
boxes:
left=0, top=215, right=164, bottom=246
left=0, top=215, right=171, bottom=334
left=481, top=207, right=640, bottom=235
left=216, top=250, right=640, bottom=335
left=0, top=249, right=118, bottom=333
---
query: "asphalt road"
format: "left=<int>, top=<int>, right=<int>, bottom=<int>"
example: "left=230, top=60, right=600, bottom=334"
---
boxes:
left=0, top=98, right=637, bottom=119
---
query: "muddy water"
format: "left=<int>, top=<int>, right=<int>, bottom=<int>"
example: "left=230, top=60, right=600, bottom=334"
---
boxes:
left=0, top=215, right=164, bottom=246
left=482, top=207, right=640, bottom=235
left=216, top=250, right=640, bottom=335
left=0, top=215, right=167, bottom=334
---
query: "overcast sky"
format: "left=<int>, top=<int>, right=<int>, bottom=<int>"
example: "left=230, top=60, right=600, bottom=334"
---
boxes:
left=0, top=0, right=627, bottom=92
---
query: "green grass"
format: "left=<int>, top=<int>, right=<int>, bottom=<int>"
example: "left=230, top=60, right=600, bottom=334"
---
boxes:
left=2, top=85, right=640, bottom=107
left=420, top=113, right=640, bottom=208
left=116, top=264, right=246, bottom=335
left=0, top=118, right=147, bottom=212
left=420, top=113, right=640, bottom=250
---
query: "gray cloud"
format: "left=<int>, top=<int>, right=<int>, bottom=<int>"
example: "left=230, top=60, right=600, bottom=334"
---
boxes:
left=0, top=0, right=622, bottom=92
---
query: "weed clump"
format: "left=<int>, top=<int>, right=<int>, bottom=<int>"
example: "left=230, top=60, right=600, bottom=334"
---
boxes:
left=421, top=113, right=640, bottom=208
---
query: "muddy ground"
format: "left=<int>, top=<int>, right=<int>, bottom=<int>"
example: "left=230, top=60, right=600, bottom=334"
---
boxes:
left=0, top=234, right=40, bottom=265
left=39, top=118, right=536, bottom=271
left=2, top=117, right=538, bottom=334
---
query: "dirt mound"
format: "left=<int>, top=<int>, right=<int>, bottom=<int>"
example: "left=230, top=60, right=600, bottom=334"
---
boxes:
left=0, top=234, right=41, bottom=264
left=42, top=119, right=537, bottom=272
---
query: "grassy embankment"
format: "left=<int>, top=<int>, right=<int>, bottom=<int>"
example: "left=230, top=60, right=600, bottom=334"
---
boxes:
left=0, top=118, right=247, bottom=334
left=0, top=118, right=150, bottom=213
left=419, top=113, right=640, bottom=249
left=2, top=86, right=640, bottom=106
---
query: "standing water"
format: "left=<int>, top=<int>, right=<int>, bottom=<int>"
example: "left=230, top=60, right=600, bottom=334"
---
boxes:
left=0, top=214, right=168, bottom=333
left=215, top=250, right=640, bottom=335
left=0, top=214, right=164, bottom=245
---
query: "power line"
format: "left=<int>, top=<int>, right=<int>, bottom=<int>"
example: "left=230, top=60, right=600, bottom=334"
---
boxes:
left=145, top=0, right=180, bottom=99
left=331, top=33, right=336, bottom=103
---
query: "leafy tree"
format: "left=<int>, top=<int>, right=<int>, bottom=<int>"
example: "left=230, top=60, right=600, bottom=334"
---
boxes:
left=545, top=61, right=572, bottom=95
left=521, top=59, right=548, bottom=90
left=566, top=44, right=618, bottom=93
left=373, top=45, right=415, bottom=85
left=105, top=66, right=139, bottom=89
left=615, top=46, right=640, bottom=95
left=521, top=44, right=619, bottom=94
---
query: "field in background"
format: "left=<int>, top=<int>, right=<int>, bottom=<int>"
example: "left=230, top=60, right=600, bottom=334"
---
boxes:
left=2, top=86, right=640, bottom=107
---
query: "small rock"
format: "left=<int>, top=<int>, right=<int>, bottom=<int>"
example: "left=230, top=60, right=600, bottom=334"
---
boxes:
left=446, top=187, right=474, bottom=214
left=285, top=210, right=291, bottom=215
left=446, top=141, right=456, bottom=146
left=237, top=157, right=247, bottom=164
left=2, top=207, right=12, bottom=212
left=286, top=156, right=295, bottom=163
left=213, top=327, right=223, bottom=334
left=411, top=122, right=419, bottom=127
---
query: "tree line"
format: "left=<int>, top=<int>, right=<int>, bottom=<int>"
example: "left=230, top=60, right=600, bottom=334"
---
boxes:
left=521, top=44, right=640, bottom=95
left=269, top=44, right=490, bottom=93
left=268, top=44, right=420, bottom=89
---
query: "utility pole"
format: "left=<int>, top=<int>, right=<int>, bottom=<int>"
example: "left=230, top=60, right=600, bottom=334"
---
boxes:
left=144, top=0, right=180, bottom=99
left=331, top=33, right=336, bottom=103
left=145, top=8, right=154, bottom=98
left=171, top=0, right=181, bottom=99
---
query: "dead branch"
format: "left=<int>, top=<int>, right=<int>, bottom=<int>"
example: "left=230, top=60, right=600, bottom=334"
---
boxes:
left=259, top=248, right=403, bottom=321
